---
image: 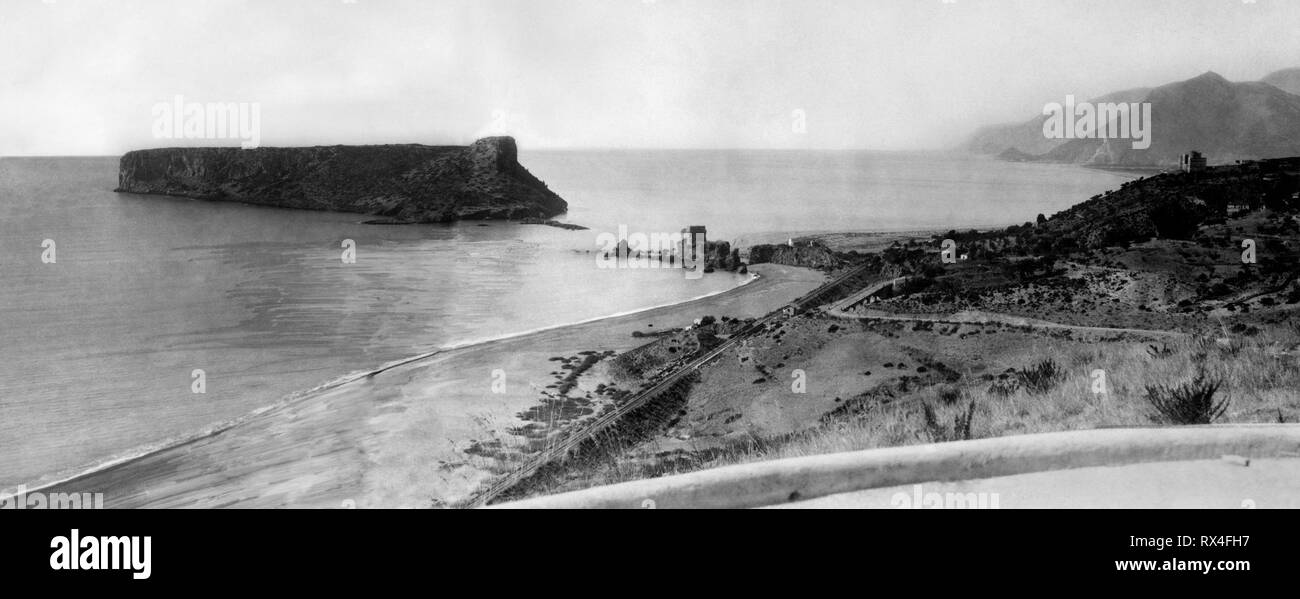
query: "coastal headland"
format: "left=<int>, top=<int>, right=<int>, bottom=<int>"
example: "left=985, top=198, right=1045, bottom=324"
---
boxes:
left=115, top=136, right=567, bottom=223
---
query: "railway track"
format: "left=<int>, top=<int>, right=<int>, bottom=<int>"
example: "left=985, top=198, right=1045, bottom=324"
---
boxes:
left=463, top=263, right=879, bottom=508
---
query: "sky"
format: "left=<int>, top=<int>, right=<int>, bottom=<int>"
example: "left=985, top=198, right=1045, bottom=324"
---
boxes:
left=3, top=0, right=1300, bottom=155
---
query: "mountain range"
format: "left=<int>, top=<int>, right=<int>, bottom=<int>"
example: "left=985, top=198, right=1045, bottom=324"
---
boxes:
left=965, top=68, right=1300, bottom=167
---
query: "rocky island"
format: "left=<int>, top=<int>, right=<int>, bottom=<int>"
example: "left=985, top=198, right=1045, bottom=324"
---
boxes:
left=114, top=136, right=567, bottom=223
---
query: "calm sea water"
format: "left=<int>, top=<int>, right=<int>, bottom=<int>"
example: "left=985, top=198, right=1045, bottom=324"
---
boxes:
left=526, top=150, right=1133, bottom=245
left=0, top=151, right=1129, bottom=488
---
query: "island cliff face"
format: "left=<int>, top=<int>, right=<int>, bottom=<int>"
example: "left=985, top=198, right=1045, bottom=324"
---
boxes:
left=115, top=136, right=567, bottom=223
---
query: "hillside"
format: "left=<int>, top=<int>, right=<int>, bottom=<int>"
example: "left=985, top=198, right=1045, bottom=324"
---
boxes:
left=1036, top=156, right=1300, bottom=249
left=496, top=157, right=1300, bottom=501
left=964, top=87, right=1150, bottom=156
left=967, top=70, right=1300, bottom=166
left=1262, top=67, right=1300, bottom=96
left=1043, top=72, right=1300, bottom=166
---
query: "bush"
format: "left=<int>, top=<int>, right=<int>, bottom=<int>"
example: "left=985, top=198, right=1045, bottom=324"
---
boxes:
left=936, top=384, right=962, bottom=405
left=920, top=400, right=976, bottom=442
left=1016, top=359, right=1062, bottom=394
left=1219, top=336, right=1246, bottom=356
left=1145, top=370, right=1228, bottom=424
left=1146, top=343, right=1174, bottom=359
left=987, top=378, right=1020, bottom=396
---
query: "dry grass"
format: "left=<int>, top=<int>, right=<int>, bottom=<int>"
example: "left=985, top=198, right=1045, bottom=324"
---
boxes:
left=535, top=323, right=1300, bottom=494
left=1145, top=369, right=1228, bottom=424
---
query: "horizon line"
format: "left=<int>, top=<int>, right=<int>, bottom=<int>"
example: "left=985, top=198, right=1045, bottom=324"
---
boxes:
left=1, top=146, right=965, bottom=158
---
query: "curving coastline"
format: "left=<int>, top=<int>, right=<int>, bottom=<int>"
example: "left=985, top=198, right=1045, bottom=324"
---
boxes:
left=30, top=265, right=823, bottom=507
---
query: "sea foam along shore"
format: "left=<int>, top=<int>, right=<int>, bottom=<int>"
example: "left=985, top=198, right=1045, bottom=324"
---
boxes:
left=31, top=264, right=826, bottom=508
left=15, top=271, right=761, bottom=495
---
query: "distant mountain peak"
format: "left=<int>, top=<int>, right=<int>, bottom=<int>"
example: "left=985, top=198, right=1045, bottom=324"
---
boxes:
left=1263, top=67, right=1300, bottom=79
left=1262, top=67, right=1300, bottom=96
left=965, top=67, right=1300, bottom=166
left=1178, top=70, right=1231, bottom=90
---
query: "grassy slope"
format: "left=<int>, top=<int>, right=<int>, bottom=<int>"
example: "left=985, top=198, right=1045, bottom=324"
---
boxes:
left=501, top=161, right=1300, bottom=500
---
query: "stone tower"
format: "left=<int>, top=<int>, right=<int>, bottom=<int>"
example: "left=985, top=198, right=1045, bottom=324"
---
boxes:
left=680, top=225, right=707, bottom=270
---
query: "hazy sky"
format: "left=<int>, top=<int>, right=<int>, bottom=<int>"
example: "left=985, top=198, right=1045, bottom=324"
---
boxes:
left=4, top=0, right=1300, bottom=155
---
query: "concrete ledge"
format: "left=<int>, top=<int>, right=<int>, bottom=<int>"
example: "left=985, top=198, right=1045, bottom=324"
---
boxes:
left=489, top=424, right=1300, bottom=509
left=775, top=457, right=1300, bottom=508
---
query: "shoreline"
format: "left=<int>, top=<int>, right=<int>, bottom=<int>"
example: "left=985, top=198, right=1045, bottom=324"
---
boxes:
left=15, top=270, right=762, bottom=498
left=34, top=263, right=825, bottom=507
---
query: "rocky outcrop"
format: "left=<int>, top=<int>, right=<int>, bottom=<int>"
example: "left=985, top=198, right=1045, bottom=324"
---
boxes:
left=702, top=241, right=744, bottom=272
left=115, top=136, right=567, bottom=223
left=747, top=241, right=844, bottom=270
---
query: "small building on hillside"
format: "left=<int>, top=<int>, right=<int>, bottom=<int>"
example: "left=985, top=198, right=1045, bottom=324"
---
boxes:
left=1181, top=151, right=1207, bottom=173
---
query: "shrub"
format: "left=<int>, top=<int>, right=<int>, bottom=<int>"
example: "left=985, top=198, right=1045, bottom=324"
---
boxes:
left=1145, top=370, right=1228, bottom=424
left=920, top=400, right=976, bottom=442
left=1016, top=359, right=1062, bottom=394
left=936, top=384, right=962, bottom=405
left=987, top=379, right=1020, bottom=396
left=1219, top=337, right=1246, bottom=356
left=1146, top=343, right=1175, bottom=359
left=1286, top=285, right=1300, bottom=305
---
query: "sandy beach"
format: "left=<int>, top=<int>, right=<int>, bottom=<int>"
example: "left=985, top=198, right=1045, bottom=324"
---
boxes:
left=39, top=264, right=825, bottom=508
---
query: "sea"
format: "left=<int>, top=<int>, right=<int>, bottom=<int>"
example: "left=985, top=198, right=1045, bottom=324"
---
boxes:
left=0, top=150, right=1132, bottom=489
